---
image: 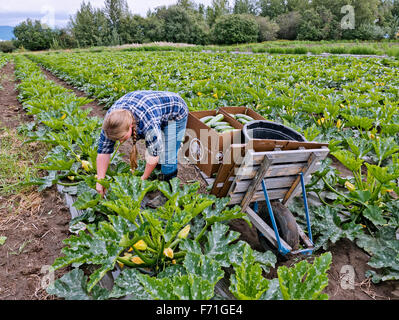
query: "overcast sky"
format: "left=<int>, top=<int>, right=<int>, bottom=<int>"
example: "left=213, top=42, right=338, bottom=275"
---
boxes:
left=0, top=0, right=215, bottom=27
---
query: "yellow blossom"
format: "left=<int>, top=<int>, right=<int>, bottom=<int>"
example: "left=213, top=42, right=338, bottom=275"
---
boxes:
left=345, top=181, right=356, bottom=192
left=131, top=256, right=145, bottom=265
left=163, top=248, right=174, bottom=259
left=197, top=92, right=203, bottom=96
left=178, top=225, right=190, bottom=239
left=133, top=240, right=148, bottom=251
left=60, top=113, right=67, bottom=120
left=81, top=160, right=91, bottom=172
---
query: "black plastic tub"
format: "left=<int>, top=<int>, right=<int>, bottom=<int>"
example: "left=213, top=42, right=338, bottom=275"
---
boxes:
left=243, top=120, right=306, bottom=142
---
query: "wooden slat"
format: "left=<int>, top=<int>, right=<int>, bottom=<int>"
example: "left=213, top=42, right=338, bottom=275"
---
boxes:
left=233, top=176, right=297, bottom=193
left=210, top=144, right=245, bottom=195
left=235, top=162, right=308, bottom=180
left=297, top=224, right=314, bottom=248
left=282, top=152, right=321, bottom=205
left=198, top=170, right=214, bottom=186
left=245, top=207, right=292, bottom=251
left=240, top=155, right=272, bottom=212
left=226, top=149, right=256, bottom=197
left=249, top=148, right=330, bottom=165
left=229, top=188, right=290, bottom=205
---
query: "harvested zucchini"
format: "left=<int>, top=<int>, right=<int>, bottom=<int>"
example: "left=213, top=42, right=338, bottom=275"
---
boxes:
left=200, top=116, right=214, bottom=124
left=210, top=121, right=229, bottom=128
left=206, top=114, right=224, bottom=127
left=235, top=114, right=254, bottom=122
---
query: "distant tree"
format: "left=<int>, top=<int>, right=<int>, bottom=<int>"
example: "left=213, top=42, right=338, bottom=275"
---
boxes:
left=118, top=14, right=147, bottom=44
left=13, top=19, right=56, bottom=51
left=233, top=0, right=258, bottom=15
left=152, top=5, right=209, bottom=45
left=255, top=16, right=279, bottom=41
left=211, top=14, right=259, bottom=44
left=206, top=0, right=231, bottom=27
left=143, top=15, right=164, bottom=42
left=258, top=0, right=287, bottom=19
left=350, top=0, right=380, bottom=26
left=0, top=40, right=16, bottom=53
left=286, top=0, right=310, bottom=12
left=176, top=0, right=197, bottom=11
left=103, top=0, right=129, bottom=32
left=393, top=0, right=399, bottom=17
left=275, top=11, right=302, bottom=40
left=69, top=1, right=110, bottom=47
left=297, top=6, right=340, bottom=40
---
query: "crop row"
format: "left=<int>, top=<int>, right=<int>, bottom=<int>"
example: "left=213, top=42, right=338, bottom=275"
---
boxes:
left=0, top=55, right=8, bottom=68
left=28, top=51, right=399, bottom=282
left=12, top=55, right=334, bottom=300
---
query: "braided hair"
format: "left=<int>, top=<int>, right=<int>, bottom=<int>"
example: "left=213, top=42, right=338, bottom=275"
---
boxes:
left=129, top=116, right=138, bottom=172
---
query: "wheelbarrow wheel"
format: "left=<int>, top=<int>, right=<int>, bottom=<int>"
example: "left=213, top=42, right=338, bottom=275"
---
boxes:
left=255, top=200, right=299, bottom=257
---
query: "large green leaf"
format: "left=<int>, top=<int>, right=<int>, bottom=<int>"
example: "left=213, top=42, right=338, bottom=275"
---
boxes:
left=52, top=215, right=135, bottom=292
left=356, top=227, right=399, bottom=283
left=331, top=149, right=363, bottom=173
left=294, top=204, right=363, bottom=250
left=47, top=268, right=109, bottom=300
left=202, top=223, right=241, bottom=267
left=363, top=205, right=387, bottom=226
left=109, top=268, right=152, bottom=299
left=229, top=243, right=270, bottom=300
left=183, top=252, right=224, bottom=285
left=202, top=196, right=249, bottom=225
left=277, top=252, right=332, bottom=300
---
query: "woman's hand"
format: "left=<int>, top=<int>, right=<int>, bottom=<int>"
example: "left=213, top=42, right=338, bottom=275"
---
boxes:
left=96, top=182, right=106, bottom=198
left=141, top=154, right=159, bottom=180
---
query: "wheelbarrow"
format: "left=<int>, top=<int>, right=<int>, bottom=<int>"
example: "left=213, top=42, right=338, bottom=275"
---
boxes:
left=197, top=120, right=330, bottom=257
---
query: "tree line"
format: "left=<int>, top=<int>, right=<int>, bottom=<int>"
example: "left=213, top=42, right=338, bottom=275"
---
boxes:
left=3, top=0, right=399, bottom=52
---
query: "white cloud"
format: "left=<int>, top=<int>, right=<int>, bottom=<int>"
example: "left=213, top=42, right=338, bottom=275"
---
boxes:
left=0, top=0, right=215, bottom=26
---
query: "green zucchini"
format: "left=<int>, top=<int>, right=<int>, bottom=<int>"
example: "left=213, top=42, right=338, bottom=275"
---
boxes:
left=214, top=125, right=234, bottom=131
left=210, top=121, right=229, bottom=128
left=200, top=116, right=214, bottom=124
left=235, top=114, right=254, bottom=122
left=206, top=114, right=224, bottom=127
left=237, top=118, right=250, bottom=124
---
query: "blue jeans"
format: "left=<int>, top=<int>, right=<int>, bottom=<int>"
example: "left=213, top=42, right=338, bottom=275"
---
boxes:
left=159, top=116, right=188, bottom=175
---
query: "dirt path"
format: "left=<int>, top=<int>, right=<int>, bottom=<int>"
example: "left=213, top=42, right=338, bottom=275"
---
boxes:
left=2, top=59, right=397, bottom=300
left=0, top=62, right=71, bottom=300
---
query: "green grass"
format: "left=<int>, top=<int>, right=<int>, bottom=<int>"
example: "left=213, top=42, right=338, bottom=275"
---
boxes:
left=0, top=125, right=48, bottom=196
left=21, top=40, right=399, bottom=60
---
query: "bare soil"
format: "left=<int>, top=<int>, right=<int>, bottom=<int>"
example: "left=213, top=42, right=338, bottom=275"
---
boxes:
left=1, top=60, right=398, bottom=300
left=0, top=62, right=71, bottom=300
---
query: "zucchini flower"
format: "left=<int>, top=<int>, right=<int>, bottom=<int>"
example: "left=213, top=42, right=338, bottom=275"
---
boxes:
left=131, top=256, right=145, bottom=265
left=133, top=240, right=148, bottom=251
left=163, top=248, right=174, bottom=259
left=177, top=225, right=190, bottom=239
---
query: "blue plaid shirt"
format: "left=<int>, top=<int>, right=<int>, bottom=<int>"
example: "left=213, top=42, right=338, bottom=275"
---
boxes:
left=97, top=91, right=188, bottom=156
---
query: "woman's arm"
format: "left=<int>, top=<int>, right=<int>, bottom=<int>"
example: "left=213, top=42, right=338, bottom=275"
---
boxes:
left=96, top=153, right=111, bottom=196
left=141, top=151, right=159, bottom=180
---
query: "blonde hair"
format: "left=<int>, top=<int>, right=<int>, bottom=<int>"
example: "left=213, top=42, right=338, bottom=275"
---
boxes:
left=103, top=109, right=138, bottom=171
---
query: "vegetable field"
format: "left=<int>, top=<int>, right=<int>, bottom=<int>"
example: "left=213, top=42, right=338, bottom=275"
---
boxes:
left=1, top=49, right=399, bottom=300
